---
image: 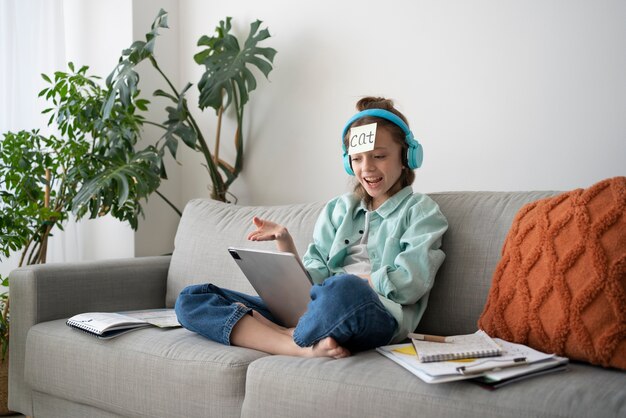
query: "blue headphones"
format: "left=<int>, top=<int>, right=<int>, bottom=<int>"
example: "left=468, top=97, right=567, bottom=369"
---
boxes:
left=341, top=108, right=423, bottom=176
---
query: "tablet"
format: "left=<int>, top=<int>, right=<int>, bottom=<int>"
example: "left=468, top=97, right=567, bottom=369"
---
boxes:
left=228, top=247, right=313, bottom=327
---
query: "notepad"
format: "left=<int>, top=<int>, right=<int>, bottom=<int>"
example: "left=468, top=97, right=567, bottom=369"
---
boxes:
left=411, top=330, right=502, bottom=362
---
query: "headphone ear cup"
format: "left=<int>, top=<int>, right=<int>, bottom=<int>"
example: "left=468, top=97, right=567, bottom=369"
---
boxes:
left=407, top=141, right=423, bottom=169
left=343, top=153, right=355, bottom=175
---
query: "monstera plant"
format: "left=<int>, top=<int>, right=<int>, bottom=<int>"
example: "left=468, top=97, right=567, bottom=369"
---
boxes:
left=84, top=9, right=277, bottom=204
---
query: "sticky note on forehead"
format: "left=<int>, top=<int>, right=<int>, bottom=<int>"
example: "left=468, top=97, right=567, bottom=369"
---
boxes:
left=348, top=123, right=377, bottom=155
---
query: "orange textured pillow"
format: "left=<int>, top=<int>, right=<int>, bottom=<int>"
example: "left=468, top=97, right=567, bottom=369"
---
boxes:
left=478, top=176, right=626, bottom=369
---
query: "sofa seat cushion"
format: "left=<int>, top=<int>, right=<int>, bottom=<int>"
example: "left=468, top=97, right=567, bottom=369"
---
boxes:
left=241, top=352, right=626, bottom=418
left=25, top=319, right=268, bottom=418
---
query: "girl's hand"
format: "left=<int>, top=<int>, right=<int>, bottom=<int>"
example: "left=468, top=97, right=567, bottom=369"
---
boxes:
left=247, top=217, right=290, bottom=242
left=247, top=217, right=300, bottom=256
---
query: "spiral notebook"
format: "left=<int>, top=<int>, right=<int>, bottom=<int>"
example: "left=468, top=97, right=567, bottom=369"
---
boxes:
left=66, top=309, right=180, bottom=339
left=411, top=330, right=502, bottom=362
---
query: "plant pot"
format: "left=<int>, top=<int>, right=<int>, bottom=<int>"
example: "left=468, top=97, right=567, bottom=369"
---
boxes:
left=0, top=357, right=11, bottom=415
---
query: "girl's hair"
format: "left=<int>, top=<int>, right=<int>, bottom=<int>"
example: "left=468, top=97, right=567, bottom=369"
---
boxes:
left=344, top=97, right=416, bottom=205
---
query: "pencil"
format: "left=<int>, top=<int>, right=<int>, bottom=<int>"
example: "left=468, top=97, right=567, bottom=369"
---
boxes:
left=408, top=333, right=450, bottom=343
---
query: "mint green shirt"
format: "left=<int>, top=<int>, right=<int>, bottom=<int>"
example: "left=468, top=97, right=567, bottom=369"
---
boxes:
left=302, top=187, right=448, bottom=342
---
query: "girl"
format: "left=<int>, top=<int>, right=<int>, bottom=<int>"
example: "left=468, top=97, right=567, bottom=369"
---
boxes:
left=175, top=97, right=448, bottom=359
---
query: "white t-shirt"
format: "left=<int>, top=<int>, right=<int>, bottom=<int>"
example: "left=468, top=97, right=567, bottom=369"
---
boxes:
left=342, top=211, right=372, bottom=277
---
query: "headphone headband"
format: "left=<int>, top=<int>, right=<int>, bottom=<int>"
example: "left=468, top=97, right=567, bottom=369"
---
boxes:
left=342, top=109, right=412, bottom=142
left=341, top=108, right=423, bottom=175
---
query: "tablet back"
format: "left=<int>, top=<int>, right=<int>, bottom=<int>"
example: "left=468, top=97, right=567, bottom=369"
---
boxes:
left=228, top=247, right=312, bottom=327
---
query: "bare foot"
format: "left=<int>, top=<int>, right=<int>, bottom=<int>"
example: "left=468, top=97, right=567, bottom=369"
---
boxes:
left=230, top=312, right=350, bottom=359
left=308, top=337, right=351, bottom=359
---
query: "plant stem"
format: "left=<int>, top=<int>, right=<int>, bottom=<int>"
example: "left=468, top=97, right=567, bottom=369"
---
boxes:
left=150, top=57, right=180, bottom=100
left=2, top=298, right=9, bottom=324
left=155, top=190, right=182, bottom=217
left=44, top=169, right=51, bottom=208
left=184, top=105, right=226, bottom=200
left=143, top=121, right=168, bottom=130
left=18, top=238, right=32, bottom=267
left=214, top=105, right=223, bottom=164
left=230, top=80, right=244, bottom=183
left=37, top=224, right=53, bottom=264
left=150, top=55, right=226, bottom=200
left=26, top=238, right=40, bottom=266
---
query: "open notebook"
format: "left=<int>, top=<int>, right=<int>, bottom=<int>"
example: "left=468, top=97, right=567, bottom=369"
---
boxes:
left=410, top=330, right=502, bottom=362
left=66, top=309, right=180, bottom=339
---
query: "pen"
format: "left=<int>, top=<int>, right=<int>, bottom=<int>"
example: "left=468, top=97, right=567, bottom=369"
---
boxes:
left=456, top=357, right=528, bottom=375
left=408, top=333, right=450, bottom=343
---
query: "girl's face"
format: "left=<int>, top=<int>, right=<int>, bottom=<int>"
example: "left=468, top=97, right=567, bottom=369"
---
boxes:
left=350, top=127, right=404, bottom=210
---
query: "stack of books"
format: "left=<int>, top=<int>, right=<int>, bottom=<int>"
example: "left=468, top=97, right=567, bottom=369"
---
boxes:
left=376, top=330, right=568, bottom=389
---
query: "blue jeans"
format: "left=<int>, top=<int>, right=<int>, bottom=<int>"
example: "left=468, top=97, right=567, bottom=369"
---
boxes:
left=175, top=274, right=397, bottom=352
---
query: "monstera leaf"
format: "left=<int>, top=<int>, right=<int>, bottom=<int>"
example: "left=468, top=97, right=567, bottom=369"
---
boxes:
left=156, top=83, right=198, bottom=158
left=194, top=18, right=277, bottom=112
left=103, top=9, right=169, bottom=119
left=71, top=148, right=162, bottom=229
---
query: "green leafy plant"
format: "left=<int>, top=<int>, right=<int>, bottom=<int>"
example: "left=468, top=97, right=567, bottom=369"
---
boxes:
left=0, top=64, right=162, bottom=360
left=0, top=11, right=276, bottom=360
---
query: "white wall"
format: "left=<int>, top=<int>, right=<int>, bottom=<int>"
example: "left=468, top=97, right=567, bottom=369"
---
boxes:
left=175, top=0, right=625, bottom=207
left=4, top=0, right=625, bottom=264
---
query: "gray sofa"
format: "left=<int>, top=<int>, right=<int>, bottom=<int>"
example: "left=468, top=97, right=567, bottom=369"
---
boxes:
left=9, top=191, right=626, bottom=418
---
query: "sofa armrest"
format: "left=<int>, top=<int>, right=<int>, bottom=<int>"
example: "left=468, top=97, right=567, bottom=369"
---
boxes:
left=8, top=255, right=171, bottom=416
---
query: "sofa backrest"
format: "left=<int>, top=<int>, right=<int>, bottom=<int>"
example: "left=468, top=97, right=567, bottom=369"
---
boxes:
left=166, top=199, right=326, bottom=307
left=167, top=191, right=557, bottom=335
left=419, top=191, right=557, bottom=335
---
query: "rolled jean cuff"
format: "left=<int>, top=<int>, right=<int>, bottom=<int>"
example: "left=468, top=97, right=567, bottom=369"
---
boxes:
left=222, top=304, right=252, bottom=346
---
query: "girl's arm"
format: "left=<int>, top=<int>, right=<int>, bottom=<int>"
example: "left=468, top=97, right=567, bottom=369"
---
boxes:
left=247, top=217, right=300, bottom=257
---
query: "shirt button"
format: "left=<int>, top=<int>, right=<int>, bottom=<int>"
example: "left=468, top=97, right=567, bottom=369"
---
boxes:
left=359, top=230, right=364, bottom=234
left=344, top=239, right=350, bottom=245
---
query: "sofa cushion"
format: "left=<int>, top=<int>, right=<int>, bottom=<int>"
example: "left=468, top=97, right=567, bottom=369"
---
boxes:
left=166, top=199, right=326, bottom=307
left=241, top=351, right=626, bottom=418
left=478, top=177, right=626, bottom=369
left=25, top=319, right=268, bottom=418
left=418, top=191, right=558, bottom=336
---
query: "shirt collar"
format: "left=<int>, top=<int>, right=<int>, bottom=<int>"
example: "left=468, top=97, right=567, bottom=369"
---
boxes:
left=354, top=186, right=414, bottom=219
left=375, top=186, right=413, bottom=218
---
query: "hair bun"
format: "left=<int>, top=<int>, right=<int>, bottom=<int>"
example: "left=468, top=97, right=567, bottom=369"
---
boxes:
left=356, top=96, right=395, bottom=111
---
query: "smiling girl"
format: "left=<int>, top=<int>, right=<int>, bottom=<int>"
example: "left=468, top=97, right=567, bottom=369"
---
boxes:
left=175, top=96, right=448, bottom=358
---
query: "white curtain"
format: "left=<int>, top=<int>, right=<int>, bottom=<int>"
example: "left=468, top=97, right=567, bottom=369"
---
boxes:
left=0, top=0, right=85, bottom=278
